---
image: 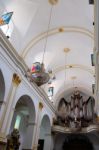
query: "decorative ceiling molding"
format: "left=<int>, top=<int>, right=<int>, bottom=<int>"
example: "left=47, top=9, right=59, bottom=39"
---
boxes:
left=52, top=64, right=94, bottom=75
left=52, top=124, right=99, bottom=133
left=49, top=0, right=58, bottom=5
left=21, top=26, right=94, bottom=58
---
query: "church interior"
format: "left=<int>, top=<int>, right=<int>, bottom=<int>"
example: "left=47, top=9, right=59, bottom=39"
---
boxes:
left=0, top=0, right=99, bottom=150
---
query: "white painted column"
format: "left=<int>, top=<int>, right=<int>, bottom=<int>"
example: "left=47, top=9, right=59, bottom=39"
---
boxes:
left=32, top=102, right=43, bottom=150
left=0, top=82, right=13, bottom=131
left=23, top=122, right=36, bottom=150
left=94, top=0, right=99, bottom=115
left=1, top=73, right=21, bottom=135
left=44, top=133, right=52, bottom=150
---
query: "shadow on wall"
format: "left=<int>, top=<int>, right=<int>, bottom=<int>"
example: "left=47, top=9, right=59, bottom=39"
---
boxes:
left=62, top=134, right=94, bottom=150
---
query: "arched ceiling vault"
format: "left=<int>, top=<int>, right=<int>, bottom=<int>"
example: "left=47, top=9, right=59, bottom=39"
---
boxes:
left=1, top=0, right=95, bottom=101
left=21, top=26, right=94, bottom=58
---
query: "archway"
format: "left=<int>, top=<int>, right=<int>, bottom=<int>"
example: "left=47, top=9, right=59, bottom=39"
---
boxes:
left=63, top=134, right=94, bottom=150
left=10, top=95, right=36, bottom=150
left=38, top=115, right=51, bottom=150
left=0, top=70, right=5, bottom=110
left=53, top=133, right=94, bottom=150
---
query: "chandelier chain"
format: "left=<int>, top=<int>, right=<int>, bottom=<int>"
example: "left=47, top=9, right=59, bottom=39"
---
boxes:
left=64, top=53, right=67, bottom=89
left=42, top=5, right=53, bottom=64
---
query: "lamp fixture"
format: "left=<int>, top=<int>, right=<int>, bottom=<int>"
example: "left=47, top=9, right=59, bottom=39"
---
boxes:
left=26, top=1, right=57, bottom=86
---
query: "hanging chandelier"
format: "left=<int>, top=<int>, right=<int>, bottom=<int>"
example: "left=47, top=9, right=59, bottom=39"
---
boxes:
left=26, top=1, right=57, bottom=86
left=27, top=62, right=50, bottom=86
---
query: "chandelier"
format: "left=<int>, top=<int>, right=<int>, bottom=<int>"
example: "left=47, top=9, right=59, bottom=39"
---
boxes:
left=27, top=62, right=50, bottom=86
left=26, top=1, right=57, bottom=86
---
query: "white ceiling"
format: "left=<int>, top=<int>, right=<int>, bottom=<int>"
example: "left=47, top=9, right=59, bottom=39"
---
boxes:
left=1, top=0, right=95, bottom=100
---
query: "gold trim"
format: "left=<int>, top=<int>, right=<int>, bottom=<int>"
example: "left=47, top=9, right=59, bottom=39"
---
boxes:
left=39, top=102, right=43, bottom=110
left=49, top=0, right=58, bottom=5
left=21, top=26, right=94, bottom=58
left=64, top=48, right=70, bottom=53
left=52, top=64, right=94, bottom=75
left=71, top=76, right=77, bottom=80
left=59, top=27, right=65, bottom=32
left=12, top=73, right=21, bottom=86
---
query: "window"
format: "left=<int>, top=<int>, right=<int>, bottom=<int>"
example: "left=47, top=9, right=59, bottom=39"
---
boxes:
left=14, top=115, right=21, bottom=129
left=48, top=87, right=54, bottom=100
left=0, top=12, right=14, bottom=38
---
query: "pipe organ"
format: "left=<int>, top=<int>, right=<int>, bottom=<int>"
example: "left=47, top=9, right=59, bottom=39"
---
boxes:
left=56, top=91, right=95, bottom=129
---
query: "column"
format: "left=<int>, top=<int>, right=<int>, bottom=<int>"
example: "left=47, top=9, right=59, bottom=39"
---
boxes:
left=22, top=122, right=36, bottom=150
left=44, top=133, right=52, bottom=150
left=1, top=73, right=21, bottom=135
left=94, top=0, right=99, bottom=115
left=32, top=102, right=43, bottom=150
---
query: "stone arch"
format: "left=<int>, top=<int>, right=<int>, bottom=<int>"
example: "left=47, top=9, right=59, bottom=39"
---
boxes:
left=38, top=114, right=52, bottom=150
left=10, top=95, right=36, bottom=150
left=54, top=133, right=94, bottom=150
left=63, top=134, right=94, bottom=150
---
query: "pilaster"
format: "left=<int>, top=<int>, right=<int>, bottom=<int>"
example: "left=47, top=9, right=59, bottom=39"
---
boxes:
left=32, top=102, right=43, bottom=150
left=1, top=73, right=21, bottom=135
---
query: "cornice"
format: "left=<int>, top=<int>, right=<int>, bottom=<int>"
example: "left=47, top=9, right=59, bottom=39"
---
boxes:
left=52, top=124, right=99, bottom=133
left=0, top=29, right=56, bottom=114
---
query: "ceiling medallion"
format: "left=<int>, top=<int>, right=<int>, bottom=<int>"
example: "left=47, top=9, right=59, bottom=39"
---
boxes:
left=71, top=76, right=77, bottom=80
left=64, top=48, right=70, bottom=53
left=69, top=65, right=73, bottom=68
left=49, top=0, right=58, bottom=5
left=59, top=27, right=64, bottom=32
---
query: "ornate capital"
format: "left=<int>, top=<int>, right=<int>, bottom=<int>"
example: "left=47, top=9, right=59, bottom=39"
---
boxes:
left=39, top=102, right=43, bottom=110
left=49, top=0, right=58, bottom=5
left=12, top=73, right=21, bottom=86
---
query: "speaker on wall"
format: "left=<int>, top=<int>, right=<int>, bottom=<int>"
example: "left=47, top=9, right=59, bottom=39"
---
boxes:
left=91, top=54, right=95, bottom=66
left=89, top=0, right=94, bottom=4
left=92, top=84, right=95, bottom=94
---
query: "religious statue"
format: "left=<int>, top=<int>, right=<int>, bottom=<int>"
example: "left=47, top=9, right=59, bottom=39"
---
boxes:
left=6, top=129, right=20, bottom=150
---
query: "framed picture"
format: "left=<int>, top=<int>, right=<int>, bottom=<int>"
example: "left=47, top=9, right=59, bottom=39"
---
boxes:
left=48, top=87, right=54, bottom=97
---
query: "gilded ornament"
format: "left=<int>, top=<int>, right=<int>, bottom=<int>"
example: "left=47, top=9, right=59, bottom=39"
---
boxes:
left=49, top=0, right=58, bottom=5
left=39, top=102, right=43, bottom=110
left=12, top=73, right=21, bottom=86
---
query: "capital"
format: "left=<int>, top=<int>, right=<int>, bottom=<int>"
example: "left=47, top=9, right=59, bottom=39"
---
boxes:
left=12, top=73, right=21, bottom=86
left=39, top=102, right=43, bottom=110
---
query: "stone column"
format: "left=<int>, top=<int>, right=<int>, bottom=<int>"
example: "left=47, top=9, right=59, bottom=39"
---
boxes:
left=44, top=133, right=52, bottom=150
left=1, top=73, right=21, bottom=135
left=32, top=102, right=43, bottom=150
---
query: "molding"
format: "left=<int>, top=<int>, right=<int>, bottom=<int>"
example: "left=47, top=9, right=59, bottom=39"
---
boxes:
left=52, top=64, right=94, bottom=75
left=21, top=26, right=94, bottom=58
left=52, top=124, right=99, bottom=133
left=27, top=122, right=36, bottom=126
left=0, top=29, right=56, bottom=114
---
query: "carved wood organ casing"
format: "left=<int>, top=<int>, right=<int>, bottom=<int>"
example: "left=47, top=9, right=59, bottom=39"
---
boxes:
left=57, top=91, right=95, bottom=128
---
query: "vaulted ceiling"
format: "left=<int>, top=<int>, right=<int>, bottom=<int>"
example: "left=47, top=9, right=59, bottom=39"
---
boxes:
left=1, top=0, right=95, bottom=102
